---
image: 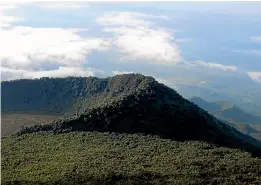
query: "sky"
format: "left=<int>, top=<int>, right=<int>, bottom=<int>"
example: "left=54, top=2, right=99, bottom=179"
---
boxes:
left=0, top=1, right=261, bottom=113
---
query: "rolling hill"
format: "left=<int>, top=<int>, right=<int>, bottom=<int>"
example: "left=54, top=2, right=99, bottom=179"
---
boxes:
left=190, top=96, right=261, bottom=141
left=190, top=97, right=261, bottom=124
left=1, top=74, right=261, bottom=184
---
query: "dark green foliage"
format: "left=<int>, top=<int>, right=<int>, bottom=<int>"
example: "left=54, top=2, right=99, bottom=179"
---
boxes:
left=15, top=74, right=261, bottom=156
left=1, top=74, right=150, bottom=114
left=2, top=132, right=261, bottom=185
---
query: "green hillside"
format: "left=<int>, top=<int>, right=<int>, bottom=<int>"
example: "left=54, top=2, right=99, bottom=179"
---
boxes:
left=2, top=74, right=261, bottom=184
left=2, top=132, right=261, bottom=185
left=9, top=74, right=261, bottom=155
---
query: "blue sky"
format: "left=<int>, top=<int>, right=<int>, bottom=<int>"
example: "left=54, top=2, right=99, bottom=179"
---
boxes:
left=0, top=1, right=261, bottom=112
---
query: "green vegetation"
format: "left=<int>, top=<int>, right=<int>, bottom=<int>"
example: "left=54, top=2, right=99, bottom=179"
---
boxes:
left=2, top=74, right=261, bottom=184
left=2, top=132, right=261, bottom=185
left=14, top=75, right=261, bottom=156
left=1, top=74, right=151, bottom=114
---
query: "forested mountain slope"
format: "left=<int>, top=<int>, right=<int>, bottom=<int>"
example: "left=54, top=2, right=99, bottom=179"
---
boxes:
left=2, top=74, right=261, bottom=185
left=2, top=74, right=260, bottom=155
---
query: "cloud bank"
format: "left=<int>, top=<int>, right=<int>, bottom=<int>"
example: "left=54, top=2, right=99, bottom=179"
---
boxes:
left=0, top=4, right=109, bottom=81
left=98, top=12, right=182, bottom=65
left=0, top=27, right=111, bottom=69
left=1, top=66, right=103, bottom=81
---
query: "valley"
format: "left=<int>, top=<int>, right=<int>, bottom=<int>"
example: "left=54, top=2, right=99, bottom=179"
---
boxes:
left=1, top=113, right=60, bottom=137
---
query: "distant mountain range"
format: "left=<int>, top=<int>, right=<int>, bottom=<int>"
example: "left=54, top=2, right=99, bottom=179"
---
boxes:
left=177, top=84, right=261, bottom=117
left=190, top=96, right=261, bottom=141
left=190, top=97, right=261, bottom=124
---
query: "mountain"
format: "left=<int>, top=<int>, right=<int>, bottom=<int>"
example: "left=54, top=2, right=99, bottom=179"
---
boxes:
left=190, top=97, right=261, bottom=125
left=2, top=74, right=261, bottom=155
left=189, top=97, right=220, bottom=112
left=219, top=106, right=261, bottom=124
left=176, top=83, right=261, bottom=116
left=190, top=97, right=261, bottom=141
left=2, top=74, right=261, bottom=185
left=1, top=76, right=111, bottom=113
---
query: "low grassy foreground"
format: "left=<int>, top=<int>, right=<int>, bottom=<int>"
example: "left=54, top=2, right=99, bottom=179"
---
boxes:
left=2, top=132, right=261, bottom=185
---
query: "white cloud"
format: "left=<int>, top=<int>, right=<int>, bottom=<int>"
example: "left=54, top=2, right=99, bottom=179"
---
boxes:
left=250, top=36, right=261, bottom=42
left=39, top=2, right=89, bottom=10
left=1, top=66, right=104, bottom=81
left=104, top=26, right=181, bottom=65
left=155, top=77, right=178, bottom=89
left=247, top=72, right=261, bottom=83
left=112, top=70, right=134, bottom=75
left=97, top=12, right=167, bottom=27
left=0, top=26, right=111, bottom=69
left=195, top=61, right=237, bottom=71
left=0, top=2, right=111, bottom=81
left=0, top=4, right=22, bottom=28
left=0, top=14, right=21, bottom=28
left=98, top=12, right=182, bottom=65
